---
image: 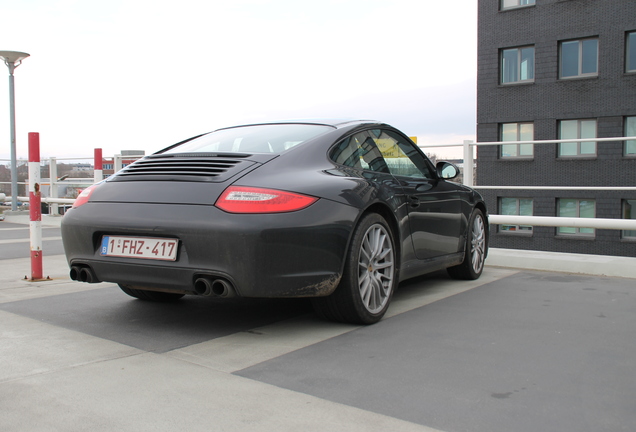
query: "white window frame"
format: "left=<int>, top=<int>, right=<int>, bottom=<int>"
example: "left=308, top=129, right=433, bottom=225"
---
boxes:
left=557, top=198, right=596, bottom=236
left=626, top=117, right=636, bottom=157
left=499, top=197, right=533, bottom=234
left=558, top=119, right=597, bottom=157
left=559, top=38, right=599, bottom=79
left=627, top=31, right=636, bottom=73
left=623, top=199, right=636, bottom=240
left=501, top=46, right=535, bottom=84
left=500, top=0, right=535, bottom=10
left=500, top=122, right=534, bottom=158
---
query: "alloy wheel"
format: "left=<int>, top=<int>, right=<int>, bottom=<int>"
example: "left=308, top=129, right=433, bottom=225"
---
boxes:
left=471, top=214, right=486, bottom=274
left=358, top=223, right=395, bottom=314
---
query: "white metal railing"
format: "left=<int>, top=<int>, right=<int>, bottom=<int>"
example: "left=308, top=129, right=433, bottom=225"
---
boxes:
left=477, top=186, right=636, bottom=190
left=3, top=140, right=636, bottom=231
left=488, top=215, right=636, bottom=230
left=422, top=136, right=636, bottom=231
left=1, top=153, right=143, bottom=213
left=2, top=195, right=75, bottom=204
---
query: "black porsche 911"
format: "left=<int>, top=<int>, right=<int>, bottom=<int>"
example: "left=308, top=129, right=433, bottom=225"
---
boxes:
left=61, top=120, right=488, bottom=324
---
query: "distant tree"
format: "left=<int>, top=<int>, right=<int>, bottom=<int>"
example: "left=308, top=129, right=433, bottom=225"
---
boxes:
left=56, top=163, right=76, bottom=177
left=0, top=165, right=10, bottom=194
left=40, top=164, right=50, bottom=179
left=71, top=170, right=94, bottom=178
left=16, top=163, right=29, bottom=196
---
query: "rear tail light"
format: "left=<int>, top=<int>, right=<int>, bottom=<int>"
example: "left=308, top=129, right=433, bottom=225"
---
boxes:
left=215, top=186, right=318, bottom=213
left=72, top=183, right=100, bottom=208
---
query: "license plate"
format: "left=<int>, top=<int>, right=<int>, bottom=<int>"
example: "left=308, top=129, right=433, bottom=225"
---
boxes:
left=100, top=236, right=179, bottom=261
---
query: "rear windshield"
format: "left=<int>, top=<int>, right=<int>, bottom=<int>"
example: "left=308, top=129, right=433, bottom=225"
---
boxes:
left=163, top=124, right=334, bottom=154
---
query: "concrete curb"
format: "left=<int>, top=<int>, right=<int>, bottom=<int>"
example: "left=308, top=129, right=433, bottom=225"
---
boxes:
left=488, top=247, right=636, bottom=279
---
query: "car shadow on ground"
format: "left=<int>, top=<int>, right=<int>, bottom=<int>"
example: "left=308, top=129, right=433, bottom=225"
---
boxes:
left=0, top=286, right=313, bottom=352
left=0, top=270, right=455, bottom=353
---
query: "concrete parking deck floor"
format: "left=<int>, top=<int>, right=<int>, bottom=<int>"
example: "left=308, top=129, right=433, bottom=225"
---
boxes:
left=1, top=214, right=635, bottom=432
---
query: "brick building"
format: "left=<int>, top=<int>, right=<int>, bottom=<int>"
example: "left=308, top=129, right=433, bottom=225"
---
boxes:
left=477, top=0, right=636, bottom=257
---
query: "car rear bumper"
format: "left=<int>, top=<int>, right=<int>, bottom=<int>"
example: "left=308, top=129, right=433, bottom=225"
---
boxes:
left=61, top=200, right=357, bottom=298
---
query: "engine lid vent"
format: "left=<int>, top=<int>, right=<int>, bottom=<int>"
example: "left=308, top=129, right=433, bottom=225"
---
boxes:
left=111, top=153, right=256, bottom=183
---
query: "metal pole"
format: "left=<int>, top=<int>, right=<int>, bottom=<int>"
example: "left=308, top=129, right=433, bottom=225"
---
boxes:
left=463, top=140, right=474, bottom=187
left=1, top=51, right=29, bottom=211
left=8, top=63, right=18, bottom=211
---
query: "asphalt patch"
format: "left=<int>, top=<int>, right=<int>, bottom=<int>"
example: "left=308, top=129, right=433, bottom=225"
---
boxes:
left=236, top=272, right=636, bottom=432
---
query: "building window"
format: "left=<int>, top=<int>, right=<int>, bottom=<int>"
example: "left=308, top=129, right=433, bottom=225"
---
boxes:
left=558, top=119, right=596, bottom=157
left=500, top=0, right=535, bottom=10
left=500, top=122, right=533, bottom=158
left=501, top=46, right=534, bottom=84
left=626, top=117, right=636, bottom=156
left=557, top=199, right=595, bottom=236
left=627, top=32, right=636, bottom=73
left=500, top=197, right=533, bottom=233
left=623, top=200, right=636, bottom=239
left=559, top=38, right=598, bottom=79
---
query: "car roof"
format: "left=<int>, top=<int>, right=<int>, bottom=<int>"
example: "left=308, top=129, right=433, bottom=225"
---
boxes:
left=213, top=119, right=383, bottom=132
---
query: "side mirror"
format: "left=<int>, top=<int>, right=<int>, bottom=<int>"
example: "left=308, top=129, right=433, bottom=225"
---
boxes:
left=436, top=161, right=460, bottom=180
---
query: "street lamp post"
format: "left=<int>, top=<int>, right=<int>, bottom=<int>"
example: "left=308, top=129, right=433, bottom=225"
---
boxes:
left=0, top=50, right=30, bottom=212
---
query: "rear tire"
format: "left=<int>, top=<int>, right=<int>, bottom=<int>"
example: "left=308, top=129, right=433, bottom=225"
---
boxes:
left=312, top=213, right=397, bottom=325
left=118, top=284, right=185, bottom=302
left=447, top=208, right=487, bottom=280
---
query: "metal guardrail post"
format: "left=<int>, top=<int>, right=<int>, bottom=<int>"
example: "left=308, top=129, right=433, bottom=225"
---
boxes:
left=462, top=140, right=474, bottom=187
left=49, top=156, right=59, bottom=215
left=114, top=154, right=123, bottom=173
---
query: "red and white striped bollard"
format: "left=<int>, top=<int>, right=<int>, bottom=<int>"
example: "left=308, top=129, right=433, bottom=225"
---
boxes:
left=28, top=132, right=43, bottom=280
left=94, top=148, right=103, bottom=183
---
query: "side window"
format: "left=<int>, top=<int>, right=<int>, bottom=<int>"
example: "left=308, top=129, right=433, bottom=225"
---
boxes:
left=330, top=131, right=389, bottom=173
left=330, top=129, right=433, bottom=179
left=370, top=129, right=434, bottom=179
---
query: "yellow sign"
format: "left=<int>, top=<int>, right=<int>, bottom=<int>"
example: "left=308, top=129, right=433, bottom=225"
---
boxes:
left=374, top=139, right=401, bottom=158
left=372, top=137, right=417, bottom=158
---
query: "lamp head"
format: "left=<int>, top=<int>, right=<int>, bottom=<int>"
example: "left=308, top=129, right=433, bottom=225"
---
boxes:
left=0, top=51, right=30, bottom=66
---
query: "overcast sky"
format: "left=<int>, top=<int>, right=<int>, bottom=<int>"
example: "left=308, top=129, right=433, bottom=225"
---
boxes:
left=0, top=0, right=477, bottom=161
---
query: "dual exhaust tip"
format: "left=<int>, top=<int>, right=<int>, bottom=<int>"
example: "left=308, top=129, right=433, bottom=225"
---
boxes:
left=70, top=264, right=235, bottom=298
left=69, top=265, right=100, bottom=284
left=193, top=277, right=235, bottom=298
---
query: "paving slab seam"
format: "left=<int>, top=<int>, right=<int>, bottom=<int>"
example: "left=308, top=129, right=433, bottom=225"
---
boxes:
left=0, top=350, right=148, bottom=385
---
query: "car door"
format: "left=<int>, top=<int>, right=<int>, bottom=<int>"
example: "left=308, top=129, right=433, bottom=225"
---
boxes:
left=372, top=129, right=463, bottom=260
